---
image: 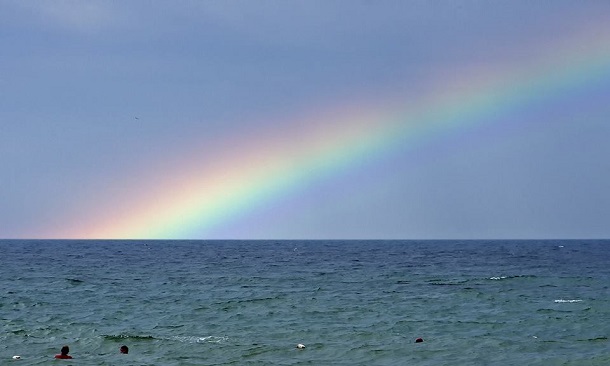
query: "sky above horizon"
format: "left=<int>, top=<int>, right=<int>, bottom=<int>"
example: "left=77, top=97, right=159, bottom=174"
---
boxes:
left=1, top=1, right=609, bottom=239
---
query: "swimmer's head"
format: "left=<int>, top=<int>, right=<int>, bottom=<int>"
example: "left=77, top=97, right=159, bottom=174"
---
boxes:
left=60, top=346, right=70, bottom=355
left=120, top=345, right=129, bottom=354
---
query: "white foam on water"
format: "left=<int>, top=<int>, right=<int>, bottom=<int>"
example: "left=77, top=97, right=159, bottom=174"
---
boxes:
left=171, top=335, right=229, bottom=343
left=554, top=299, right=582, bottom=303
left=489, top=276, right=507, bottom=280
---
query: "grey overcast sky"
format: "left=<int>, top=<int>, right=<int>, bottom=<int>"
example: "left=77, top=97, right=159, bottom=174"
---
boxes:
left=1, top=1, right=609, bottom=239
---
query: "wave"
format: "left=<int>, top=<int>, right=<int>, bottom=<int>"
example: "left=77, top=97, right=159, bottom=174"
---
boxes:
left=487, top=275, right=537, bottom=281
left=425, top=274, right=539, bottom=286
left=214, top=296, right=282, bottom=307
left=578, top=337, right=608, bottom=342
left=426, top=278, right=468, bottom=286
left=537, top=308, right=574, bottom=313
left=170, top=335, right=228, bottom=344
left=489, top=276, right=508, bottom=280
left=102, top=334, right=157, bottom=341
left=66, top=278, right=85, bottom=284
left=102, top=334, right=228, bottom=344
left=554, top=299, right=583, bottom=303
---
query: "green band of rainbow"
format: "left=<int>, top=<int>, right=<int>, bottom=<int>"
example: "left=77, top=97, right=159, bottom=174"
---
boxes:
left=59, top=30, right=610, bottom=239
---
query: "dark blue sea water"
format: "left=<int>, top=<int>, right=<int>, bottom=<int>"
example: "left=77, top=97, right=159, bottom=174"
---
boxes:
left=1, top=240, right=609, bottom=365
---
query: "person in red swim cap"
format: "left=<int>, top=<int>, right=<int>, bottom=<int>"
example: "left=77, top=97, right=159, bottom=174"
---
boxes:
left=54, top=345, right=73, bottom=359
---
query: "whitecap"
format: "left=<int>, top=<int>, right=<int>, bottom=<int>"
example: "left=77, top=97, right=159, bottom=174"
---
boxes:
left=489, top=276, right=507, bottom=280
left=554, top=299, right=582, bottom=303
left=171, top=335, right=228, bottom=343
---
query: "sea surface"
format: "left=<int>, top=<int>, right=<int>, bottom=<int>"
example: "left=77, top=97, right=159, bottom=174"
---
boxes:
left=1, top=240, right=609, bottom=365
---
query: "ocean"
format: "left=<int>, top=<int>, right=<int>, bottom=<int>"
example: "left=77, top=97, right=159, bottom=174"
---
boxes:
left=1, top=240, right=608, bottom=365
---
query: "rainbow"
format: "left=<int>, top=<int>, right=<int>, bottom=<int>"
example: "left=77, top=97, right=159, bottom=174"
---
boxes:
left=58, top=28, right=610, bottom=239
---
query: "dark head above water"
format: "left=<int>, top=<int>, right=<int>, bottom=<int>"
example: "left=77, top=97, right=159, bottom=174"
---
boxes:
left=120, top=345, right=129, bottom=354
left=54, top=345, right=73, bottom=359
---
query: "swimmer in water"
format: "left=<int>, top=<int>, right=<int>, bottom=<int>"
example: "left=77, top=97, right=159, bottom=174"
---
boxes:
left=120, top=345, right=129, bottom=354
left=54, top=345, right=73, bottom=359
